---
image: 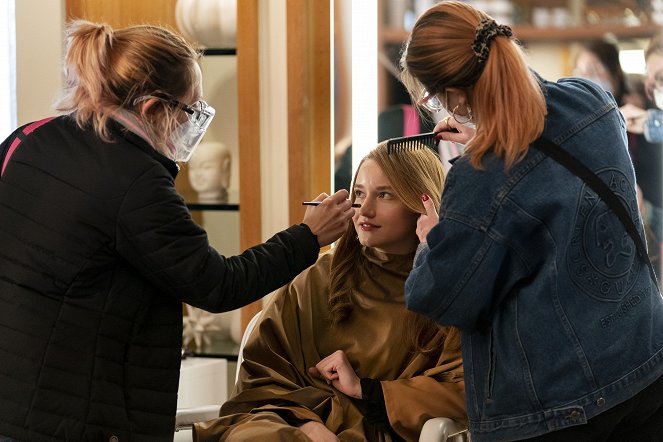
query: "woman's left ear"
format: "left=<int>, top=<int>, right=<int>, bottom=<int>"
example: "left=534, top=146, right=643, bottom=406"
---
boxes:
left=446, top=87, right=469, bottom=104
left=135, top=97, right=158, bottom=117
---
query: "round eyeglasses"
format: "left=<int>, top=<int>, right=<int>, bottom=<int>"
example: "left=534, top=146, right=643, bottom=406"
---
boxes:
left=418, top=89, right=445, bottom=113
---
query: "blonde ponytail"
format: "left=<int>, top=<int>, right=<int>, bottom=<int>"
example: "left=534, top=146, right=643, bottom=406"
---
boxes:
left=59, top=21, right=115, bottom=140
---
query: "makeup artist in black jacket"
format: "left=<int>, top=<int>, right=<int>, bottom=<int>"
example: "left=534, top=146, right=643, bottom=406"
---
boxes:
left=0, top=21, right=354, bottom=442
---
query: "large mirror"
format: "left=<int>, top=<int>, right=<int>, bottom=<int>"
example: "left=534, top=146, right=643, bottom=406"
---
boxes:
left=333, top=0, right=663, bottom=275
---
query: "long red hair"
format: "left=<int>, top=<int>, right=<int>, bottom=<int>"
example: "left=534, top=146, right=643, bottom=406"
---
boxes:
left=400, top=1, right=547, bottom=169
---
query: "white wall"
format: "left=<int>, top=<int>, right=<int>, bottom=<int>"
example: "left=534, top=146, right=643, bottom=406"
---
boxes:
left=15, top=0, right=64, bottom=126
left=258, top=0, right=289, bottom=241
left=199, top=55, right=240, bottom=201
left=526, top=42, right=568, bottom=81
left=0, top=2, right=16, bottom=136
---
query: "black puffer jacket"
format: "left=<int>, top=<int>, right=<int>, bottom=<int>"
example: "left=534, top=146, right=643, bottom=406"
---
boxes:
left=0, top=116, right=320, bottom=441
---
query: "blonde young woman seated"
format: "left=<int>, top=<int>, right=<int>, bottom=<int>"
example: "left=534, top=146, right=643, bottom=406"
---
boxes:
left=193, top=142, right=466, bottom=442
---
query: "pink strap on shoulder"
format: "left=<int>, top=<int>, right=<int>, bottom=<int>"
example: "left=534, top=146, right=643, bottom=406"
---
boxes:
left=401, top=105, right=420, bottom=136
left=1, top=117, right=55, bottom=176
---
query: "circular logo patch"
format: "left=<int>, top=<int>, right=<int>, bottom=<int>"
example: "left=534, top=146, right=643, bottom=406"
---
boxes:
left=567, top=168, right=642, bottom=301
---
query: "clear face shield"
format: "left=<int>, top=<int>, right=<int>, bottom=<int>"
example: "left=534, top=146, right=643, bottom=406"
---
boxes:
left=133, top=95, right=216, bottom=162
left=170, top=100, right=216, bottom=162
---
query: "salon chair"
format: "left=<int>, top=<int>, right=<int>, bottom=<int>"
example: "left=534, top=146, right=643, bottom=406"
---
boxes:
left=175, top=312, right=469, bottom=441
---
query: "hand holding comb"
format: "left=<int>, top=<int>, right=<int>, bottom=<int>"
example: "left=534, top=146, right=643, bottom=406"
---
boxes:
left=387, top=118, right=463, bottom=155
left=387, top=132, right=440, bottom=155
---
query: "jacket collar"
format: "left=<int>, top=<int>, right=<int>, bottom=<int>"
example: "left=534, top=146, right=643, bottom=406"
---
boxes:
left=109, top=119, right=180, bottom=178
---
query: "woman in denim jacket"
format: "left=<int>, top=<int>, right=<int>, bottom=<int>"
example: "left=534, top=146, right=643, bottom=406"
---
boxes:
left=399, top=2, right=663, bottom=441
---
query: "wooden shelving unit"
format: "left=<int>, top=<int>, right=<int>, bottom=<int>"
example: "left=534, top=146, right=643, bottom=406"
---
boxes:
left=512, top=24, right=660, bottom=42
left=378, top=0, right=662, bottom=110
left=382, top=23, right=661, bottom=45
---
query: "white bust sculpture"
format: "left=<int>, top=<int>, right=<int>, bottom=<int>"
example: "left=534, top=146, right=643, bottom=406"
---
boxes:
left=187, top=141, right=232, bottom=202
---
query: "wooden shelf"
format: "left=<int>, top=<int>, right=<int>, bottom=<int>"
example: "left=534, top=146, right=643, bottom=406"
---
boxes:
left=513, top=23, right=662, bottom=42
left=201, top=48, right=237, bottom=56
left=183, top=335, right=240, bottom=361
left=382, top=23, right=661, bottom=45
left=184, top=190, right=239, bottom=211
left=186, top=202, right=239, bottom=211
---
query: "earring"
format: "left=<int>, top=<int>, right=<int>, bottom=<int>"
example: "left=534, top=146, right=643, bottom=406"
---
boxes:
left=452, top=103, right=473, bottom=124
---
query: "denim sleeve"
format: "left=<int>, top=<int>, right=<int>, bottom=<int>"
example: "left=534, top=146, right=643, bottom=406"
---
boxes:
left=405, top=216, right=527, bottom=332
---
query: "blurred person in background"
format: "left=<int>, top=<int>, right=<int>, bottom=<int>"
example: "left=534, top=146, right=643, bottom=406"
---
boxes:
left=575, top=39, right=662, bottom=279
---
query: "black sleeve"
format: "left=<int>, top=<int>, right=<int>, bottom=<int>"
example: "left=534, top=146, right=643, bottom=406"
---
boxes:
left=117, top=164, right=321, bottom=312
left=359, top=377, right=403, bottom=441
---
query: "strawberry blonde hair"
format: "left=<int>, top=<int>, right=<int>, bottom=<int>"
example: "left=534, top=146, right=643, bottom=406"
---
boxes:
left=56, top=20, right=201, bottom=152
left=400, top=1, right=547, bottom=169
left=328, top=141, right=447, bottom=353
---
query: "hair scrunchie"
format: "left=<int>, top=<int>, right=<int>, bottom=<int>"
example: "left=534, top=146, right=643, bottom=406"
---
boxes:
left=472, top=18, right=513, bottom=64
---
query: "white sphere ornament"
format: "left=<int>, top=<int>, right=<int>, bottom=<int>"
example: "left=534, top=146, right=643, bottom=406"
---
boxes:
left=175, top=0, right=237, bottom=48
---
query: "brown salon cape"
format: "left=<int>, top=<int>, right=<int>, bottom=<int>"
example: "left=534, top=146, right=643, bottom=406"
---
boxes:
left=194, top=248, right=466, bottom=442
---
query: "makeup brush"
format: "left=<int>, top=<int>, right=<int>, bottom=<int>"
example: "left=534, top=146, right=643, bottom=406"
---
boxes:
left=302, top=201, right=361, bottom=208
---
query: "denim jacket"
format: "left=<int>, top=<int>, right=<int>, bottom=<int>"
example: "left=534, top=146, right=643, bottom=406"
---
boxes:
left=405, top=76, right=663, bottom=441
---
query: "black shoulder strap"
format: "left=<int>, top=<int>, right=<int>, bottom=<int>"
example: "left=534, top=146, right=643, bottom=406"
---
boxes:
left=531, top=137, right=657, bottom=283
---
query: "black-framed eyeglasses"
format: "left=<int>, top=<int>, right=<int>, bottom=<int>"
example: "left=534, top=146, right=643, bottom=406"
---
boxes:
left=133, top=95, right=215, bottom=128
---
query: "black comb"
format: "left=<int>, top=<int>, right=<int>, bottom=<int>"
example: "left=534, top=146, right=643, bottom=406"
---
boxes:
left=387, top=132, right=439, bottom=155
